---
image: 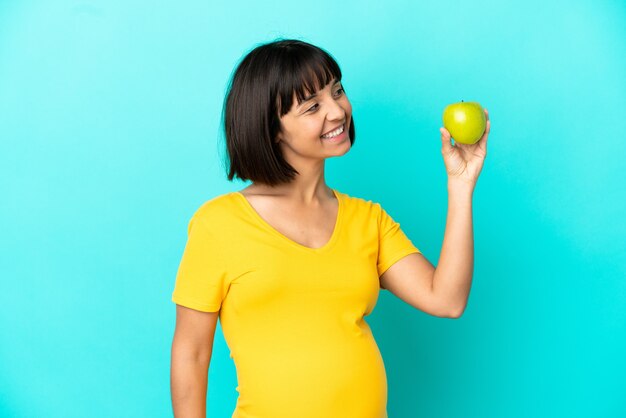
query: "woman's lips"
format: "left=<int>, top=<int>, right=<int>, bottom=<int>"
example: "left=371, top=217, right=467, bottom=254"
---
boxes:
left=322, top=126, right=347, bottom=142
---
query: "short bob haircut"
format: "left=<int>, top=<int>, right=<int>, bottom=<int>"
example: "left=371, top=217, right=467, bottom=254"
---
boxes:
left=221, top=38, right=355, bottom=187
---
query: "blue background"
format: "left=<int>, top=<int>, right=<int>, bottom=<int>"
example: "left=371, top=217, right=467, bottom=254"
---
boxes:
left=1, top=1, right=625, bottom=417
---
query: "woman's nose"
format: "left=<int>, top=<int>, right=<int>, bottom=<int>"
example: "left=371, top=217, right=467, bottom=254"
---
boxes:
left=326, top=97, right=346, bottom=120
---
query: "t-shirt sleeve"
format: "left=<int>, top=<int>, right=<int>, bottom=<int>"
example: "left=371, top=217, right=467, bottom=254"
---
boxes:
left=171, top=214, right=230, bottom=312
left=377, top=204, right=421, bottom=278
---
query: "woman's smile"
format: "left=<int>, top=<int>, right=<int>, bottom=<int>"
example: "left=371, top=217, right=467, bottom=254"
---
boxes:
left=321, top=122, right=349, bottom=143
left=322, top=129, right=347, bottom=143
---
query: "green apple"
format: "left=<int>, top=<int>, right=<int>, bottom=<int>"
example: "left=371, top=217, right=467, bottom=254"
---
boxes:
left=442, top=101, right=486, bottom=144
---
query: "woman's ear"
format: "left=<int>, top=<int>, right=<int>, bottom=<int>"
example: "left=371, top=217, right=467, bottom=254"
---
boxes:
left=274, top=125, right=284, bottom=143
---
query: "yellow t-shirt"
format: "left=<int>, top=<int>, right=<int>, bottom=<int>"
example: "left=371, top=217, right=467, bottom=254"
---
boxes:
left=172, top=189, right=421, bottom=418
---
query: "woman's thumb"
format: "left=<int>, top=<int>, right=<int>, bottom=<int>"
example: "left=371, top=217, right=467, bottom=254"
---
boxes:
left=440, top=127, right=454, bottom=153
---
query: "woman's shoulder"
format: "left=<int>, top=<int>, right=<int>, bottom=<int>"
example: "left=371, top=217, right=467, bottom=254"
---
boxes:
left=337, top=189, right=380, bottom=211
left=189, top=191, right=241, bottom=224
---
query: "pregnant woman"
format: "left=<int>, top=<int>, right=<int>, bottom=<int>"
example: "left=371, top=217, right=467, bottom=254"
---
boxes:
left=170, top=38, right=489, bottom=418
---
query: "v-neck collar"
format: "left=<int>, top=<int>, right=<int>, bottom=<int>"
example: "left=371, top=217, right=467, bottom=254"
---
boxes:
left=232, top=189, right=343, bottom=253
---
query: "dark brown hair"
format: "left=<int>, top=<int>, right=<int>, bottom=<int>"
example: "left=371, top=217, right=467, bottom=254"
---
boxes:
left=221, top=38, right=356, bottom=186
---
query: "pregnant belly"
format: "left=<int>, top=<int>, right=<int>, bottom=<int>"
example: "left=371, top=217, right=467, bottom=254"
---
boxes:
left=231, top=333, right=388, bottom=418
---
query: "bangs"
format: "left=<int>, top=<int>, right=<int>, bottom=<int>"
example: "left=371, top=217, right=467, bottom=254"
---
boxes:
left=275, top=50, right=342, bottom=116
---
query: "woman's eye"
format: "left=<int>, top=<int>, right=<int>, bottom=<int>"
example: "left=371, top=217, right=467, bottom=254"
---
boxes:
left=307, top=89, right=345, bottom=112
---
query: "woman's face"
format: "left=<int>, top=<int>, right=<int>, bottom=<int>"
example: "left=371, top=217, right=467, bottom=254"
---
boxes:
left=275, top=78, right=352, bottom=159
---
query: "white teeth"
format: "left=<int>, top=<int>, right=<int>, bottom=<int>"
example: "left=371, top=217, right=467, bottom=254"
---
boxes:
left=322, top=125, right=344, bottom=138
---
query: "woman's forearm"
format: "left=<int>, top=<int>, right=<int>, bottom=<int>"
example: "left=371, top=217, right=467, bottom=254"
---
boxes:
left=171, top=346, right=210, bottom=417
left=432, top=179, right=475, bottom=317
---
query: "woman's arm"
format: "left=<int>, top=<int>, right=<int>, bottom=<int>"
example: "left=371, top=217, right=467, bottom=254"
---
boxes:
left=171, top=305, right=219, bottom=418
